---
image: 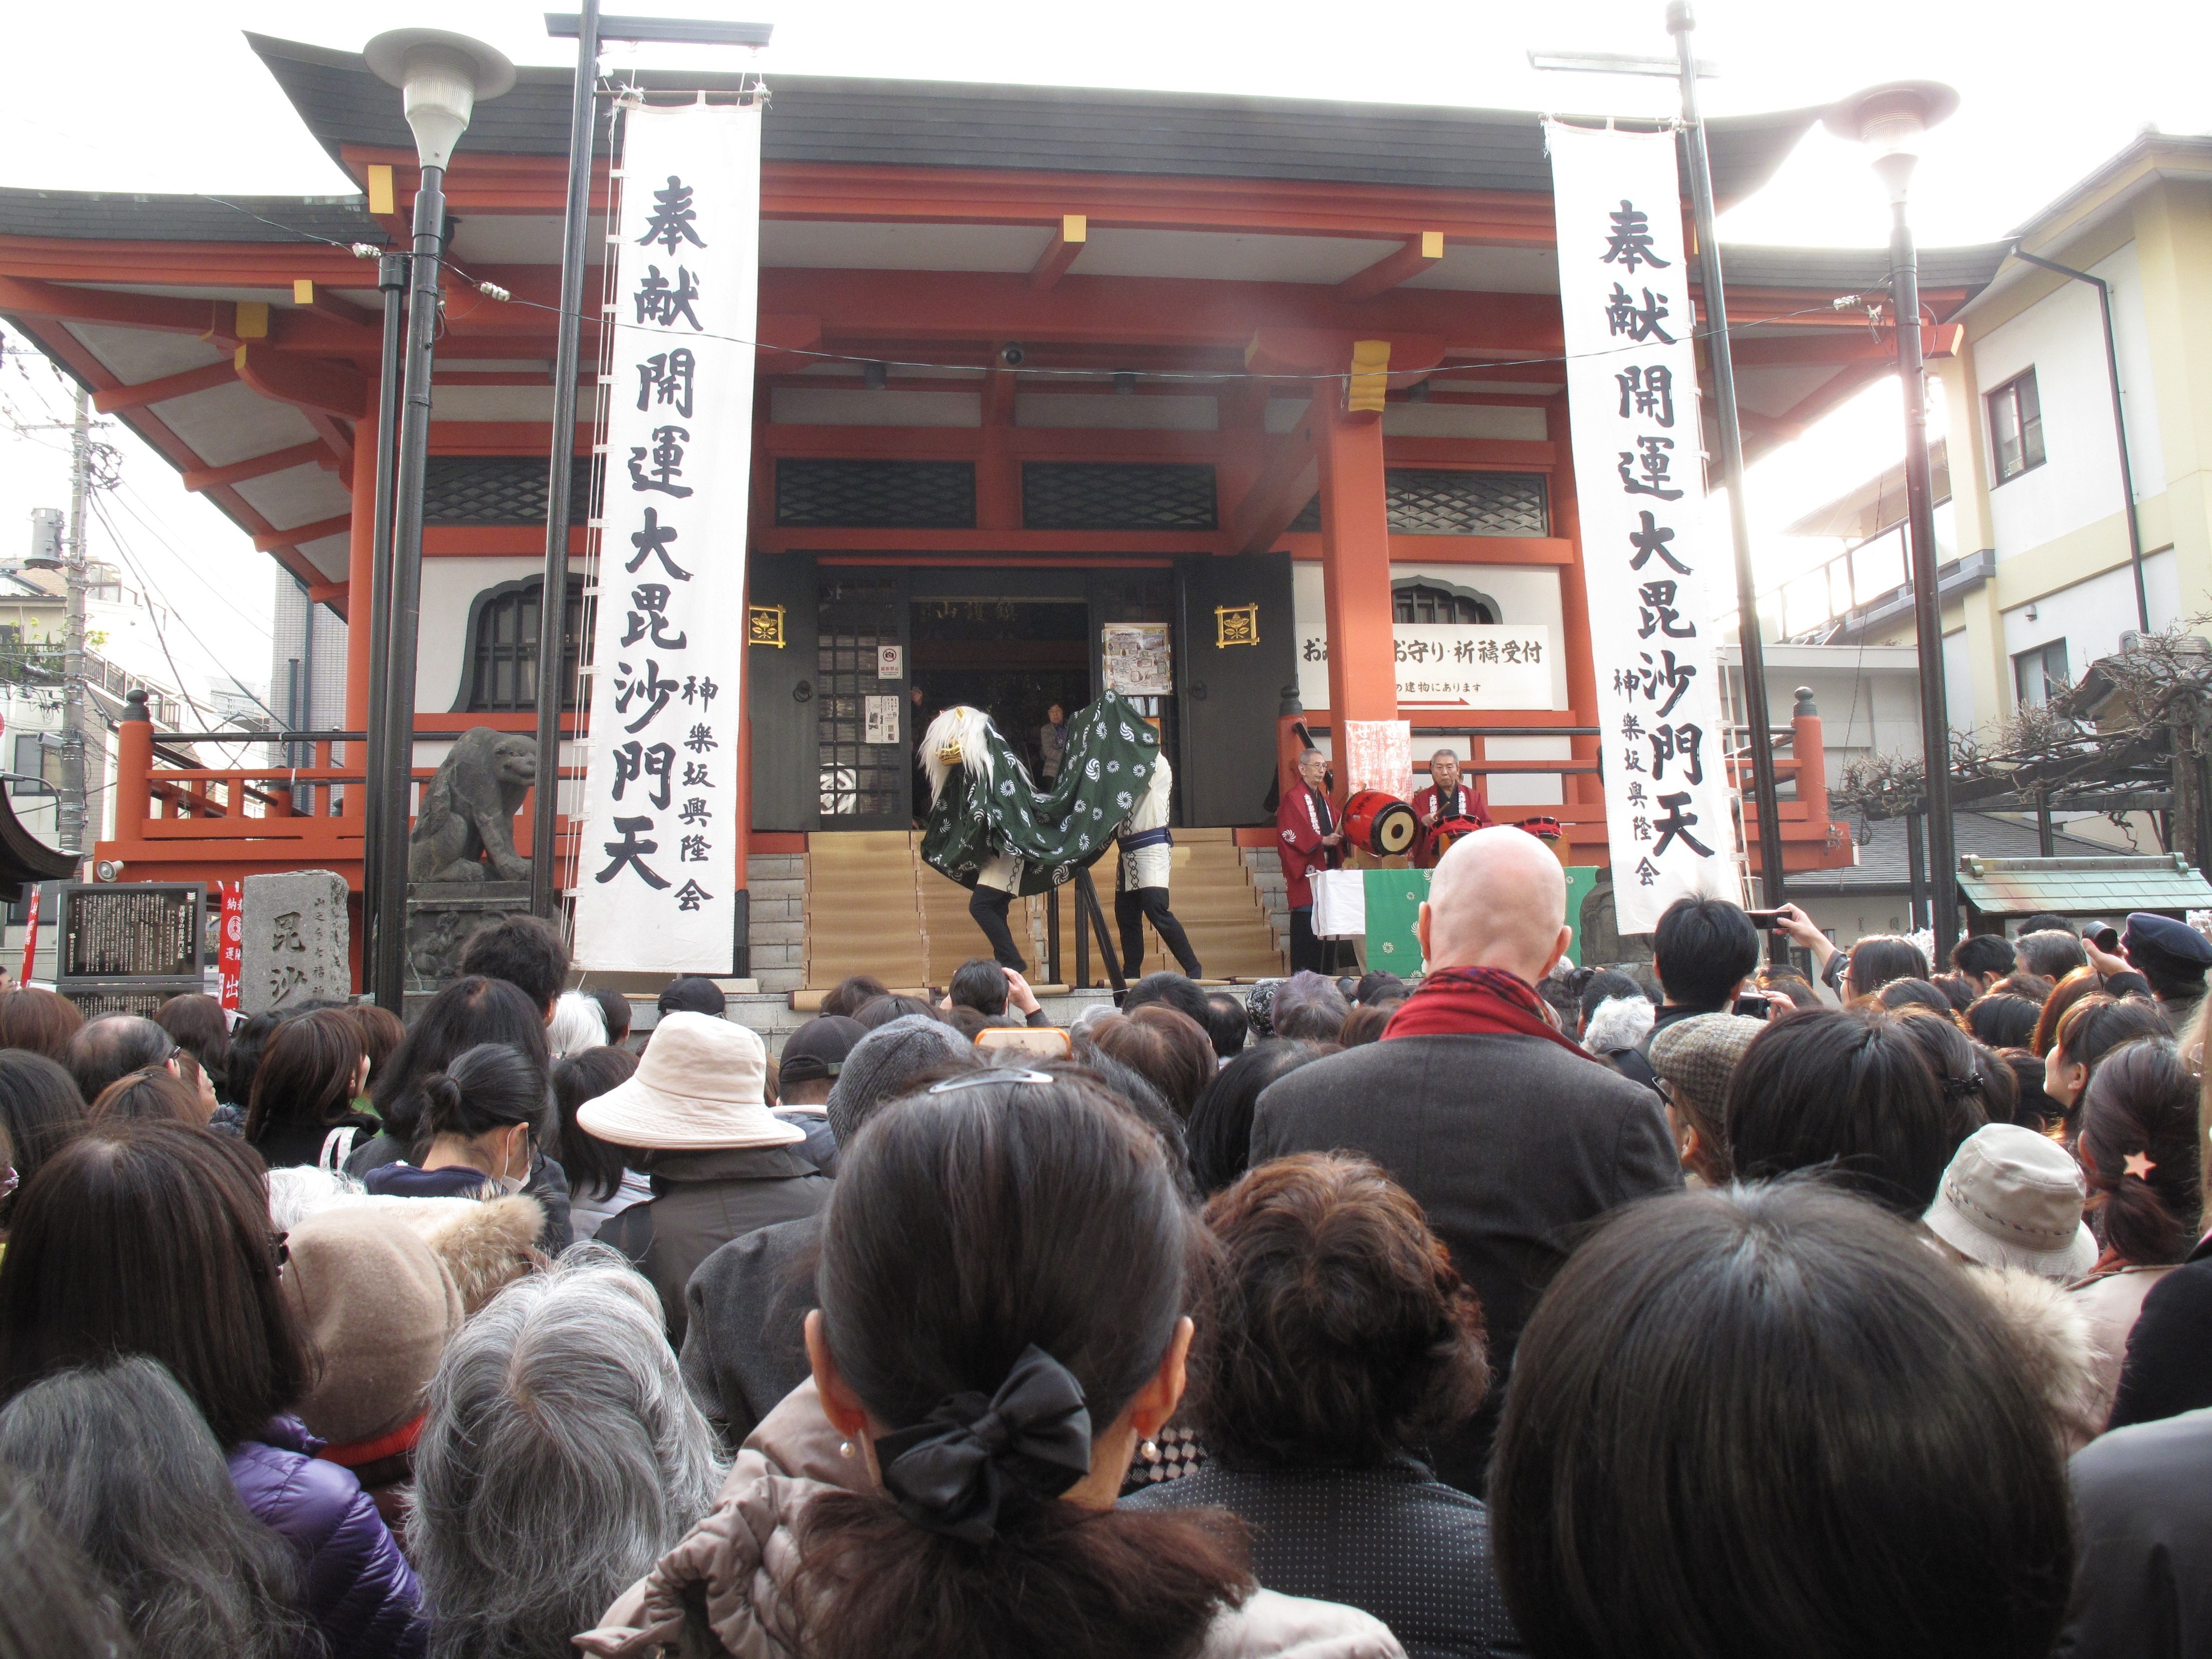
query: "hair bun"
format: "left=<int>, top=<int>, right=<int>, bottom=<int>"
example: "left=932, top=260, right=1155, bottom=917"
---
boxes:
left=420, top=1072, right=464, bottom=1131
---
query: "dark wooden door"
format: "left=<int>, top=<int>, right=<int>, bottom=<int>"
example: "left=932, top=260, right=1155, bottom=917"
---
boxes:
left=1175, top=551, right=1297, bottom=827
left=746, top=552, right=818, bottom=832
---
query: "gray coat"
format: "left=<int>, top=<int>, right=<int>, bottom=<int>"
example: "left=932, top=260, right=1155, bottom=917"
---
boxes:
left=599, top=1145, right=831, bottom=1348
left=678, top=1211, right=824, bottom=1451
left=2059, top=1405, right=2212, bottom=1657
left=1251, top=1031, right=1682, bottom=1491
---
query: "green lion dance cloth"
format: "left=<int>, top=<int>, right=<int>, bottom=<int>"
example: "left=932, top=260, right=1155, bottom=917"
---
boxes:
left=919, top=693, right=1162, bottom=898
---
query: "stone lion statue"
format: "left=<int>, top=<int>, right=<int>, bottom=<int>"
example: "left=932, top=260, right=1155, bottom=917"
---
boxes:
left=408, top=728, right=538, bottom=885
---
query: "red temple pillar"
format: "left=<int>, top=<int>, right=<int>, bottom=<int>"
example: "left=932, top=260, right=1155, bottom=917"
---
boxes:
left=1316, top=392, right=1398, bottom=767
left=342, top=408, right=379, bottom=819
left=1546, top=392, right=1602, bottom=810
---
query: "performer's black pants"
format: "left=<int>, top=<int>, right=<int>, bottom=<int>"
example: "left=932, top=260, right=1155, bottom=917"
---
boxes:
left=1117, top=886, right=1203, bottom=980
left=1290, top=907, right=1327, bottom=974
left=968, top=887, right=1027, bottom=973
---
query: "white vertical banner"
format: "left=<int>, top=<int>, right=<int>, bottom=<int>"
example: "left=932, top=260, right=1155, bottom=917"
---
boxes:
left=1548, top=122, right=1735, bottom=935
left=573, top=101, right=760, bottom=972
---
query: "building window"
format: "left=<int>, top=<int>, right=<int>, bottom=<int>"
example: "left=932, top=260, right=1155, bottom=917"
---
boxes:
left=1022, top=463, right=1217, bottom=531
left=2013, top=638, right=2069, bottom=709
left=1393, top=580, right=1498, bottom=624
left=8, top=734, right=56, bottom=796
left=1289, top=469, right=1550, bottom=535
left=1988, top=369, right=2046, bottom=484
left=458, top=577, right=587, bottom=713
left=776, top=460, right=976, bottom=528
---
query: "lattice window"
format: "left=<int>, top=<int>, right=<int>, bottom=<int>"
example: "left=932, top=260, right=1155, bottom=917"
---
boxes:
left=461, top=577, right=588, bottom=712
left=1394, top=582, right=1496, bottom=624
left=817, top=578, right=906, bottom=821
left=1388, top=469, right=1548, bottom=535
left=423, top=456, right=595, bottom=524
left=776, top=460, right=976, bottom=528
left=1022, top=464, right=1217, bottom=530
left=1287, top=469, right=1552, bottom=537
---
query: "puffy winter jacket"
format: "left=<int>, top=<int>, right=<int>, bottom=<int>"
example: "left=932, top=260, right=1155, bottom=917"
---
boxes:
left=227, top=1416, right=426, bottom=1659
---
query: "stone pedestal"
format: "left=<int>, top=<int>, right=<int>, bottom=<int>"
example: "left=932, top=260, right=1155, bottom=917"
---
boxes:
left=406, top=880, right=532, bottom=994
left=240, top=871, right=351, bottom=1015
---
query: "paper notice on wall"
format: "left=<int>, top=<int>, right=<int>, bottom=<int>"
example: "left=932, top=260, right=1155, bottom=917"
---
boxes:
left=1101, top=623, right=1173, bottom=695
left=1548, top=121, right=1736, bottom=934
left=863, top=695, right=900, bottom=745
left=572, top=101, right=761, bottom=973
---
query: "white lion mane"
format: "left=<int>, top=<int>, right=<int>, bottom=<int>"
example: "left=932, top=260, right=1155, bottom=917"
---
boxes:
left=921, top=705, right=998, bottom=806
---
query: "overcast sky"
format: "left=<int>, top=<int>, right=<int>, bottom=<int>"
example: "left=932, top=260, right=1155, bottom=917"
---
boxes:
left=2, top=0, right=2201, bottom=702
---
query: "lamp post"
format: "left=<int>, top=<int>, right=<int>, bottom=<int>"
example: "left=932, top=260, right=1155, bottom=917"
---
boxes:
left=1663, top=1, right=1788, bottom=943
left=363, top=29, right=515, bottom=1011
left=530, top=12, right=772, bottom=931
left=1824, top=80, right=1962, bottom=960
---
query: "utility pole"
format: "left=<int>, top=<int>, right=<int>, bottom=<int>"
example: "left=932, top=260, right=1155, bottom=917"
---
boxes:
left=60, top=384, right=90, bottom=855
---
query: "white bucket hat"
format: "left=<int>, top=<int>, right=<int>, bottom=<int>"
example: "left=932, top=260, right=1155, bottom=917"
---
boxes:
left=575, top=1012, right=803, bottom=1152
left=1923, top=1122, right=2098, bottom=1282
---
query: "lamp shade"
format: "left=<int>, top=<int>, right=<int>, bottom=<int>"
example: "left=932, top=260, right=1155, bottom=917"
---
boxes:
left=1822, top=80, right=1959, bottom=205
left=365, top=29, right=517, bottom=172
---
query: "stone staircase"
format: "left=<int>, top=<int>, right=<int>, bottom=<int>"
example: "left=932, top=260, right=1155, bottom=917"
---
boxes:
left=593, top=837, right=1284, bottom=1061
left=793, top=829, right=1284, bottom=992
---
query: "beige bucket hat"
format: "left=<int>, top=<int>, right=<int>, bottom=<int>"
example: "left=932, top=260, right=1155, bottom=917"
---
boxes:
left=575, top=1011, right=803, bottom=1152
left=1923, top=1122, right=2098, bottom=1282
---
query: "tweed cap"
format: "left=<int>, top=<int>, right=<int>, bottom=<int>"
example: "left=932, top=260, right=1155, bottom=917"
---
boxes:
left=1648, top=1012, right=1767, bottom=1130
left=825, top=1014, right=975, bottom=1146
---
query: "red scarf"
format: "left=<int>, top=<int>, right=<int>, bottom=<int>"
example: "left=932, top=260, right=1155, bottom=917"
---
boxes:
left=1384, top=966, right=1594, bottom=1062
left=316, top=1414, right=423, bottom=1469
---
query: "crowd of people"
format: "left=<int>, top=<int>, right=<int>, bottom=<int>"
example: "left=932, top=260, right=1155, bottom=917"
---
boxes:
left=0, top=829, right=2209, bottom=1656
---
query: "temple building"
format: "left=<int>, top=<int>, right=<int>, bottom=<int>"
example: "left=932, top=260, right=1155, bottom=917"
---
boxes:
left=0, top=35, right=2006, bottom=989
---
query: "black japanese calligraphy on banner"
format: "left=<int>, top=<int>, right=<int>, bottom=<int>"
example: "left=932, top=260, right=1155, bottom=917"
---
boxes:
left=574, top=102, right=761, bottom=972
left=1547, top=122, right=1735, bottom=932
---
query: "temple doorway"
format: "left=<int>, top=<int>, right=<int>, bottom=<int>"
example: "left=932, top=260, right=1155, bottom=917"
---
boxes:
left=909, top=596, right=1091, bottom=788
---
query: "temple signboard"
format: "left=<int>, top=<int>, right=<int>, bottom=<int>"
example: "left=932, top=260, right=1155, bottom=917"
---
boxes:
left=572, top=100, right=763, bottom=973
left=1548, top=122, right=1735, bottom=934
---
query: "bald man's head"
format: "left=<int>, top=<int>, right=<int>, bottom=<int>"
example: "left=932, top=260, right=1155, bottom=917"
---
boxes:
left=1419, top=826, right=1572, bottom=984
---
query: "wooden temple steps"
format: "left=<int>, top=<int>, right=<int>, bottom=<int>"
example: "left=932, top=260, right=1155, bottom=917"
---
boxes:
left=801, top=827, right=1284, bottom=993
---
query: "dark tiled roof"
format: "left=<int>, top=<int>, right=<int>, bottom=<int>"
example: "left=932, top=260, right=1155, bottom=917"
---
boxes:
left=0, top=187, right=380, bottom=246
left=244, top=32, right=1818, bottom=200
left=1786, top=811, right=2123, bottom=896
left=1720, top=241, right=2011, bottom=293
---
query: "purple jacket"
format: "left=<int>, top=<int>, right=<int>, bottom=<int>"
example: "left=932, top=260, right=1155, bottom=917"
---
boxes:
left=227, top=1417, right=425, bottom=1659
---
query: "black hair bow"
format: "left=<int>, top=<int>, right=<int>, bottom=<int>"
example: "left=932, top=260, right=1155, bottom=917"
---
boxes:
left=874, top=1345, right=1094, bottom=1543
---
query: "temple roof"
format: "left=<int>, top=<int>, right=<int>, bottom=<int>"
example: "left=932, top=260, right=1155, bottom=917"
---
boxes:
left=245, top=32, right=1819, bottom=205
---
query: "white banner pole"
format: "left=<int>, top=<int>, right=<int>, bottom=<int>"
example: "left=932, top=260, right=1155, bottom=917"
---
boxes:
left=1548, top=121, right=1737, bottom=935
left=572, top=100, right=761, bottom=972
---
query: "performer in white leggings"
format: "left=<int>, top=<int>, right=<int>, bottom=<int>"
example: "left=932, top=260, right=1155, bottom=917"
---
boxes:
left=1114, top=754, right=1202, bottom=980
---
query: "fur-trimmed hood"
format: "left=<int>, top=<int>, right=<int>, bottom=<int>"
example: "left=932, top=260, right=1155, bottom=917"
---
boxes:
left=1962, top=1262, right=2106, bottom=1453
left=267, top=1166, right=546, bottom=1316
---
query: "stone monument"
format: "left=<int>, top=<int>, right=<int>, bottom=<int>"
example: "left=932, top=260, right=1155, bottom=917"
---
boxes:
left=404, top=728, right=539, bottom=989
left=240, top=870, right=351, bottom=1015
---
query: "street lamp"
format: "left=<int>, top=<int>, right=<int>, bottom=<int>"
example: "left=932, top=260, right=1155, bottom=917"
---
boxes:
left=363, top=29, right=515, bottom=1011
left=1824, top=79, right=1961, bottom=959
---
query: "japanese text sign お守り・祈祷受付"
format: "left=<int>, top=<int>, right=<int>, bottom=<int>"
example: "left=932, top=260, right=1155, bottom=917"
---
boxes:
left=1547, top=123, right=1735, bottom=934
left=572, top=103, right=761, bottom=973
